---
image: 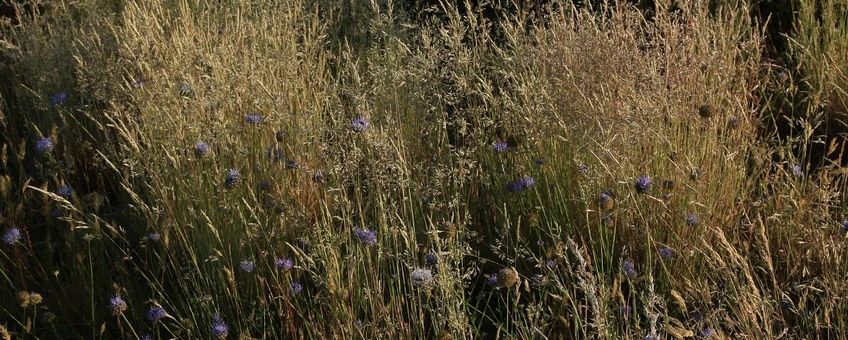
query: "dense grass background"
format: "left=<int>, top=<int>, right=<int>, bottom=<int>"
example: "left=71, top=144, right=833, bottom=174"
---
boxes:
left=1, top=0, right=847, bottom=338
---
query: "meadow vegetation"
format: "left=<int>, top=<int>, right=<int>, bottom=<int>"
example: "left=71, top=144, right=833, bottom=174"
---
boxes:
left=1, top=0, right=847, bottom=338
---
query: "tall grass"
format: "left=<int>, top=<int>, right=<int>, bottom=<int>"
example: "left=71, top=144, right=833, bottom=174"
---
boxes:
left=1, top=0, right=847, bottom=338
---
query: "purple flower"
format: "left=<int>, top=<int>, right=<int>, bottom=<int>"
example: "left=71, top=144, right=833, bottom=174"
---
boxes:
left=50, top=92, right=68, bottom=108
left=2, top=228, right=22, bottom=246
left=486, top=274, right=499, bottom=287
left=141, top=334, right=153, bottom=340
left=546, top=259, right=556, bottom=268
left=842, top=219, right=848, bottom=232
left=147, top=233, right=161, bottom=242
left=599, top=191, right=613, bottom=208
left=35, top=137, right=54, bottom=153
left=619, top=305, right=632, bottom=316
left=210, top=314, right=228, bottom=339
left=791, top=164, right=803, bottom=177
left=411, top=268, right=433, bottom=287
left=55, top=185, right=73, bottom=199
left=686, top=213, right=698, bottom=226
left=424, top=252, right=437, bottom=266
left=290, top=281, right=303, bottom=295
left=286, top=159, right=299, bottom=169
left=492, top=141, right=509, bottom=153
left=245, top=113, right=264, bottom=125
left=147, top=305, right=167, bottom=323
left=634, top=176, right=652, bottom=193
left=658, top=247, right=673, bottom=260
left=195, top=142, right=210, bottom=157
left=108, top=295, right=127, bottom=316
left=275, top=258, right=294, bottom=270
left=623, top=259, right=637, bottom=278
left=351, top=117, right=369, bottom=132
left=313, top=170, right=325, bottom=184
left=700, top=328, right=715, bottom=338
left=354, top=228, right=377, bottom=246
left=224, top=169, right=241, bottom=188
left=240, top=259, right=255, bottom=273
left=507, top=176, right=536, bottom=193
left=355, top=319, right=363, bottom=328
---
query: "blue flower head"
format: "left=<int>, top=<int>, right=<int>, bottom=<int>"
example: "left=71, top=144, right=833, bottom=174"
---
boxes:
left=700, top=328, right=715, bottom=338
left=354, top=228, right=377, bottom=246
left=411, top=268, right=433, bottom=287
left=108, top=295, right=127, bottom=316
left=486, top=274, right=499, bottom=287
left=147, top=233, right=161, bottom=242
left=686, top=213, right=698, bottom=226
left=546, top=259, right=556, bottom=268
left=195, top=142, right=210, bottom=157
left=658, top=247, right=673, bottom=260
left=351, top=117, right=369, bottom=132
left=313, top=170, right=325, bottom=184
left=622, top=259, right=637, bottom=278
left=791, top=164, right=803, bottom=177
left=245, top=112, right=264, bottom=125
left=2, top=228, right=22, bottom=246
left=286, top=159, right=299, bottom=169
left=55, top=185, right=73, bottom=199
left=290, top=281, right=303, bottom=295
left=842, top=219, right=848, bottom=232
left=635, top=176, right=652, bottom=193
left=35, top=137, right=54, bottom=153
left=240, top=259, right=255, bottom=273
left=50, top=92, right=68, bottom=108
left=224, top=169, right=241, bottom=188
left=492, top=141, right=509, bottom=153
left=425, top=252, right=437, bottom=266
left=507, top=176, right=536, bottom=193
left=147, top=305, right=167, bottom=323
left=210, top=314, right=228, bottom=339
left=275, top=257, right=293, bottom=270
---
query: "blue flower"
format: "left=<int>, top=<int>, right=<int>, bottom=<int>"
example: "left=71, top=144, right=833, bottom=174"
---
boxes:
left=424, top=253, right=437, bottom=266
left=791, top=164, right=803, bottom=177
left=108, top=295, right=127, bottom=316
left=686, top=213, right=698, bottom=226
left=290, top=281, right=303, bottom=295
left=486, top=274, right=499, bottom=287
left=354, top=228, right=377, bottom=246
left=35, top=137, right=54, bottom=153
left=224, top=169, right=241, bottom=188
left=245, top=113, right=264, bottom=125
left=50, top=92, right=68, bottom=108
left=546, top=259, right=556, bottom=268
left=622, top=259, right=637, bottom=278
left=634, top=176, right=652, bottom=193
left=658, top=247, right=673, bottom=260
left=313, top=170, right=325, bottom=184
left=147, top=305, right=167, bottom=323
left=842, top=219, right=848, bottom=232
left=55, top=185, right=73, bottom=199
left=2, top=228, right=22, bottom=246
left=599, top=191, right=614, bottom=209
left=507, top=176, right=536, bottom=193
left=210, top=314, right=228, bottom=339
left=411, top=268, right=433, bottom=287
left=140, top=334, right=153, bottom=340
left=286, top=159, right=299, bottom=169
left=700, top=328, right=715, bottom=338
left=275, top=258, right=293, bottom=270
left=240, top=259, right=256, bottom=273
left=195, top=142, right=210, bottom=157
left=147, top=233, right=161, bottom=242
left=351, top=117, right=369, bottom=132
left=492, top=141, right=509, bottom=153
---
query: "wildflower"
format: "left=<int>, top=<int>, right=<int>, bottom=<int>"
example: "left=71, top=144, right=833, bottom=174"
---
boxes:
left=697, top=104, right=713, bottom=118
left=531, top=274, right=545, bottom=285
left=700, top=328, right=715, bottom=338
left=599, top=191, right=614, bottom=209
left=355, top=319, right=363, bottom=328
left=351, top=117, right=369, bottom=132
left=2, top=228, right=21, bottom=246
left=492, top=141, right=509, bottom=153
left=658, top=247, right=673, bottom=260
left=506, top=176, right=536, bottom=193
left=195, top=142, right=210, bottom=157
left=210, top=314, right=228, bottom=339
left=141, top=334, right=153, bottom=340
left=179, top=83, right=193, bottom=97
left=275, top=258, right=294, bottom=271
left=290, top=281, right=303, bottom=295
left=354, top=228, right=377, bottom=246
left=108, top=295, right=128, bottom=316
left=411, top=268, right=433, bottom=287
left=634, top=176, right=652, bottom=193
left=424, top=252, right=437, bottom=266
left=142, top=233, right=160, bottom=243
left=623, top=259, right=637, bottom=278
left=275, top=129, right=287, bottom=142
left=35, top=137, right=54, bottom=153
left=240, top=259, right=256, bottom=273
left=286, top=159, right=299, bottom=169
left=224, top=169, right=241, bottom=188
left=791, top=164, right=803, bottom=177
left=619, top=305, right=632, bottom=316
left=546, top=259, right=556, bottom=268
left=245, top=113, right=264, bottom=125
left=842, top=219, right=848, bottom=232
left=50, top=92, right=68, bottom=108
left=686, top=213, right=698, bottom=226
left=312, top=170, right=325, bottom=184
left=496, top=267, right=520, bottom=288
left=55, top=185, right=73, bottom=199
left=486, top=274, right=499, bottom=287
left=147, top=305, right=167, bottom=323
